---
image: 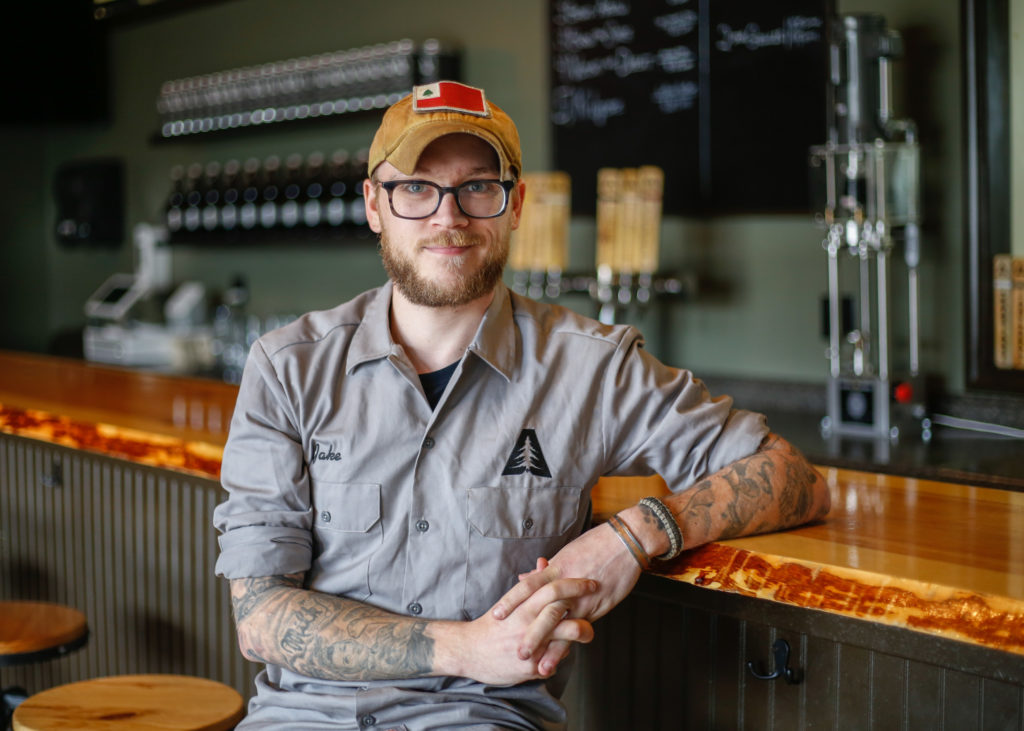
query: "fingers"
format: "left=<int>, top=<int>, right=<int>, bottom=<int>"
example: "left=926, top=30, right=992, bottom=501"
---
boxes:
left=536, top=639, right=570, bottom=678
left=529, top=617, right=595, bottom=677
left=458, top=575, right=598, bottom=685
left=515, top=578, right=597, bottom=659
left=492, top=562, right=561, bottom=620
left=517, top=599, right=570, bottom=659
left=518, top=557, right=549, bottom=582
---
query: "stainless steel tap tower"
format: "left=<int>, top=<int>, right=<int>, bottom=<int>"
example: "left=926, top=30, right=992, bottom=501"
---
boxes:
left=810, top=14, right=925, bottom=439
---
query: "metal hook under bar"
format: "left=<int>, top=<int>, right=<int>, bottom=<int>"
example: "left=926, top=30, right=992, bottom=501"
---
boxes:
left=747, top=639, right=803, bottom=685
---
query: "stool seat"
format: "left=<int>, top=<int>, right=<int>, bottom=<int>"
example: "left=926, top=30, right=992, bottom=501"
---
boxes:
left=12, top=674, right=245, bottom=730
left=0, top=600, right=88, bottom=666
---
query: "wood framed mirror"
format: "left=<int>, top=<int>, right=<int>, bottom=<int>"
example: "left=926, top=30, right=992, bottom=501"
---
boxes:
left=963, top=0, right=1023, bottom=391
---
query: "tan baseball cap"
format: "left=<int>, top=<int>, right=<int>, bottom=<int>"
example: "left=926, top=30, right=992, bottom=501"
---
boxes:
left=368, top=81, right=521, bottom=180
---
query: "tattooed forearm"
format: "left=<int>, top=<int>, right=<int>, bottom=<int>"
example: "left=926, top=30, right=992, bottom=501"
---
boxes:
left=231, top=573, right=302, bottom=624
left=665, top=432, right=830, bottom=547
left=229, top=575, right=436, bottom=681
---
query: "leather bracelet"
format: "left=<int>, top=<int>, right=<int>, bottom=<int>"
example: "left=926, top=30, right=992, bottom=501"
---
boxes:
left=607, top=514, right=650, bottom=570
left=639, top=496, right=684, bottom=561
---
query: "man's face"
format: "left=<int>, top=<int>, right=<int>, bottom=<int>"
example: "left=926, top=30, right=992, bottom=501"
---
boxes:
left=365, top=134, right=524, bottom=308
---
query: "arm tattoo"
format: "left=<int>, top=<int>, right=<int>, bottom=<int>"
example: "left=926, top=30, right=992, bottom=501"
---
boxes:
left=231, top=574, right=301, bottom=624
left=637, top=503, right=667, bottom=539
left=230, top=575, right=435, bottom=681
left=669, top=432, right=826, bottom=543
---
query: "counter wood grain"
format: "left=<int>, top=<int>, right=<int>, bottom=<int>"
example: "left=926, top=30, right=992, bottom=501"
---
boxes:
left=2, top=350, right=1022, bottom=659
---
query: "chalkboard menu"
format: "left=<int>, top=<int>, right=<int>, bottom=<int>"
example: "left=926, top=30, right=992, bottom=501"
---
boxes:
left=550, top=0, right=833, bottom=215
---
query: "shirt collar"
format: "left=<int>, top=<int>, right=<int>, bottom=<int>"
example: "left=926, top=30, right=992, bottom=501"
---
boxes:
left=467, top=281, right=516, bottom=382
left=348, top=281, right=398, bottom=372
left=347, top=280, right=517, bottom=381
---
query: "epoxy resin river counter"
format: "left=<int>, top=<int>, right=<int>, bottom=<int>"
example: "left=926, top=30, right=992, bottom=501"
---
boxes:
left=2, top=350, right=1023, bottom=662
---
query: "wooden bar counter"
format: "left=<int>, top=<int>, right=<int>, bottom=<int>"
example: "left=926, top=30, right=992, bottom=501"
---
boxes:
left=592, top=473, right=1024, bottom=658
left=2, top=350, right=1023, bottom=727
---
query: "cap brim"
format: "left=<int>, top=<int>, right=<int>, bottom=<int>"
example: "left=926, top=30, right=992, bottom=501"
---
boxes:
left=382, top=121, right=516, bottom=180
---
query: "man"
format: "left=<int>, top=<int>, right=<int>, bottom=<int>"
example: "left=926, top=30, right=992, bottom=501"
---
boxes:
left=213, top=81, right=831, bottom=730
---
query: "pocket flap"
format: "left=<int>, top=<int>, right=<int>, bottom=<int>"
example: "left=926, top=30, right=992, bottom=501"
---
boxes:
left=313, top=481, right=381, bottom=533
left=467, top=485, right=582, bottom=538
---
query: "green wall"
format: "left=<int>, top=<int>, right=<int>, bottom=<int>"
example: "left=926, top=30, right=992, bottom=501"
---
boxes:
left=0, top=0, right=968, bottom=390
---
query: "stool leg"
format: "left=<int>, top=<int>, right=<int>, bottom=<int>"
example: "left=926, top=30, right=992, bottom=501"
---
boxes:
left=3, top=686, right=28, bottom=731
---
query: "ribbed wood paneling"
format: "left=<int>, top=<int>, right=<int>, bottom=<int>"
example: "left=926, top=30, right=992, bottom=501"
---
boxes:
left=566, top=587, right=1024, bottom=730
left=0, top=434, right=258, bottom=701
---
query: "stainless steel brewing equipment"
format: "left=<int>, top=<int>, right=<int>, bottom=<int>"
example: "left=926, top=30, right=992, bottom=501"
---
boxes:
left=810, top=14, right=926, bottom=439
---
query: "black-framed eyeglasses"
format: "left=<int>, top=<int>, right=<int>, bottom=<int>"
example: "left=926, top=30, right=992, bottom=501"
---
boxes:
left=377, top=179, right=515, bottom=220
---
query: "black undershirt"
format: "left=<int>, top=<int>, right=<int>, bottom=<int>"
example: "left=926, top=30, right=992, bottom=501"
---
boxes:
left=419, top=361, right=458, bottom=410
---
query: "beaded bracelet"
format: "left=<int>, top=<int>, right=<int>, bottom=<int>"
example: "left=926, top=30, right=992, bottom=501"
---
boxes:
left=639, top=496, right=684, bottom=561
left=607, top=514, right=651, bottom=570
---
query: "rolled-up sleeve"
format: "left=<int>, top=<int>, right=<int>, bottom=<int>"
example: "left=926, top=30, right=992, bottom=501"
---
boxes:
left=601, top=329, right=768, bottom=490
left=213, top=340, right=314, bottom=579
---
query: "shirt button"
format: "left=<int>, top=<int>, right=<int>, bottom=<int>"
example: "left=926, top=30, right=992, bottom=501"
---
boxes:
left=360, top=715, right=376, bottom=727
left=423, top=437, right=435, bottom=449
left=416, top=519, right=429, bottom=532
left=408, top=602, right=422, bottom=615
left=321, top=511, right=331, bottom=523
left=523, top=517, right=534, bottom=531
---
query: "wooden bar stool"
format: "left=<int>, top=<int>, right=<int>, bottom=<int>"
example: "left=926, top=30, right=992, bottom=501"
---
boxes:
left=11, top=674, right=245, bottom=730
left=0, top=600, right=89, bottom=666
left=1, top=600, right=89, bottom=727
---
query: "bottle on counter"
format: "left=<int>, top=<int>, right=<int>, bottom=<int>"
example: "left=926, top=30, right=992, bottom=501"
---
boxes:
left=239, top=157, right=261, bottom=230
left=201, top=160, right=222, bottom=232
left=279, top=153, right=303, bottom=229
left=302, top=151, right=326, bottom=229
left=347, top=148, right=369, bottom=230
left=259, top=155, right=281, bottom=229
left=213, top=275, right=251, bottom=384
left=324, top=149, right=349, bottom=228
left=182, top=162, right=204, bottom=234
left=220, top=159, right=241, bottom=232
left=165, top=164, right=185, bottom=234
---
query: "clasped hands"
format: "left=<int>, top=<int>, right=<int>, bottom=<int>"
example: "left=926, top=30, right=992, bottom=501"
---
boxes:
left=456, top=520, right=644, bottom=686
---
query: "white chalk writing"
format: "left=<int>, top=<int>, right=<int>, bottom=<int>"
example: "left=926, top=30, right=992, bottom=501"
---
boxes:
left=551, top=86, right=626, bottom=126
left=658, top=45, right=695, bottom=73
left=651, top=80, right=699, bottom=113
left=556, top=20, right=635, bottom=51
left=552, top=0, right=630, bottom=25
left=653, top=10, right=698, bottom=37
left=555, top=43, right=695, bottom=83
left=716, top=16, right=822, bottom=52
left=554, top=46, right=661, bottom=81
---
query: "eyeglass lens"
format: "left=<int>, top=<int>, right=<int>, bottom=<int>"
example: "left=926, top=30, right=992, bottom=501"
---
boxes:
left=388, top=180, right=508, bottom=219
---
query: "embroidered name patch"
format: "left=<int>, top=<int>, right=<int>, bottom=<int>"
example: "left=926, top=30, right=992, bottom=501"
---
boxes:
left=413, top=81, right=490, bottom=117
left=309, top=440, right=342, bottom=465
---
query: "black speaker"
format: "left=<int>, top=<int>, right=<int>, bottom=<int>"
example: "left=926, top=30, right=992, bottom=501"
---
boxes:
left=3, top=3, right=109, bottom=124
left=54, top=158, right=124, bottom=247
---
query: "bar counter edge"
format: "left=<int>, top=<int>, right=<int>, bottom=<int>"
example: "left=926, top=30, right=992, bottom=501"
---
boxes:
left=1, top=351, right=1022, bottom=668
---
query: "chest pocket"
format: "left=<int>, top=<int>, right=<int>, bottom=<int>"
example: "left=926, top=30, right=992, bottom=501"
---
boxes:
left=463, top=484, right=584, bottom=618
left=310, top=481, right=381, bottom=601
left=468, top=485, right=581, bottom=538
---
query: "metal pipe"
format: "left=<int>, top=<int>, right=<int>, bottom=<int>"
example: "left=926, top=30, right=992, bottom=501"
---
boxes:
left=827, top=227, right=843, bottom=379
left=876, top=232, right=890, bottom=382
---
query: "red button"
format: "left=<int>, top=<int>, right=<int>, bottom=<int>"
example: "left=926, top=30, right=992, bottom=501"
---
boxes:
left=893, top=382, right=914, bottom=403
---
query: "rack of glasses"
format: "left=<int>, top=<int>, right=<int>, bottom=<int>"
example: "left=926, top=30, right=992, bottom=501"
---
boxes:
left=155, top=38, right=459, bottom=139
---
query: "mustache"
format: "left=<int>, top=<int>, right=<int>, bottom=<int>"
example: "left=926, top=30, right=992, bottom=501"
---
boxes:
left=419, top=231, right=485, bottom=249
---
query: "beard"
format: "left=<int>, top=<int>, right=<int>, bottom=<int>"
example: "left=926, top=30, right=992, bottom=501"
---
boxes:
left=379, top=227, right=510, bottom=308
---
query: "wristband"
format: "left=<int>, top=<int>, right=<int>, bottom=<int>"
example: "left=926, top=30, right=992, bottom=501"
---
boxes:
left=639, top=496, right=684, bottom=561
left=607, top=514, right=650, bottom=570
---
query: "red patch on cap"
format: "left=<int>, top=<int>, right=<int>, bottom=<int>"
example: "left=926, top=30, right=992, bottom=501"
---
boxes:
left=413, top=82, right=489, bottom=116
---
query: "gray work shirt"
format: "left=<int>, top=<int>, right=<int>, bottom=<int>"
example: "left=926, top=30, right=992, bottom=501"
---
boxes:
left=214, top=281, right=767, bottom=730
